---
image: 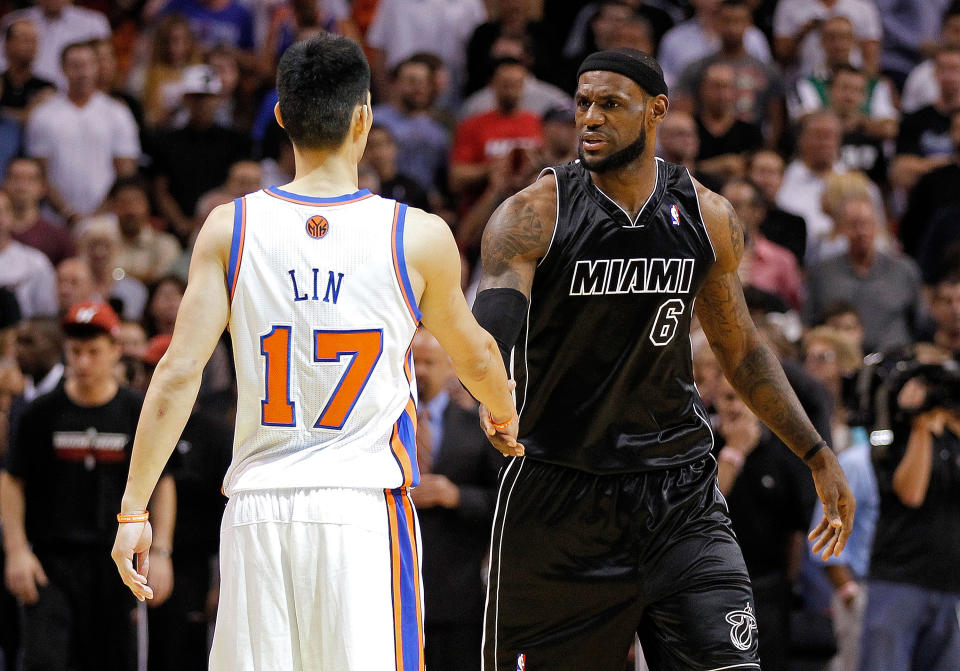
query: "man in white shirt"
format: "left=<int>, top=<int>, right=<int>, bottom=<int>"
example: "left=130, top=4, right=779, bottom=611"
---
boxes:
left=0, top=189, right=57, bottom=318
left=901, top=3, right=960, bottom=114
left=0, top=0, right=110, bottom=90
left=26, top=40, right=140, bottom=220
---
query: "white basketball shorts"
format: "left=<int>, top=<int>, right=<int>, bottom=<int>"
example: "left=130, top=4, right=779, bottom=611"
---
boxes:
left=208, top=486, right=424, bottom=670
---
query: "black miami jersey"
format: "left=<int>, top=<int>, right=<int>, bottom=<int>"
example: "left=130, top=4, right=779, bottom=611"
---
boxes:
left=514, top=158, right=716, bottom=472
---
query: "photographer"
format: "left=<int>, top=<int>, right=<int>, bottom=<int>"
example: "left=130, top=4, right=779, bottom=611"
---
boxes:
left=859, top=360, right=960, bottom=671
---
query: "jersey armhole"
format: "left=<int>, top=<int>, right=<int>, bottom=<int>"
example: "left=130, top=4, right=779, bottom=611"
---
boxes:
left=227, top=196, right=247, bottom=302
left=535, top=167, right=561, bottom=268
left=686, top=167, right=717, bottom=264
left=391, top=202, right=423, bottom=325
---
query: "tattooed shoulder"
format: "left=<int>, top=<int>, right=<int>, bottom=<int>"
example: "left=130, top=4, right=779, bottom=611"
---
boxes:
left=481, top=177, right=556, bottom=275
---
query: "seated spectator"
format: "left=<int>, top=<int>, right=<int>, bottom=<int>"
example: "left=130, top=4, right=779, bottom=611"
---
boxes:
left=361, top=124, right=430, bottom=210
left=805, top=197, right=926, bottom=353
left=605, top=11, right=656, bottom=54
left=656, top=110, right=723, bottom=192
left=747, top=149, right=808, bottom=264
left=923, top=268, right=960, bottom=353
left=820, top=300, right=867, bottom=351
left=901, top=1, right=960, bottom=114
left=194, top=158, right=262, bottom=221
left=13, top=316, right=64, bottom=403
left=459, top=37, right=572, bottom=121
left=773, top=0, right=881, bottom=78
left=540, top=106, right=578, bottom=167
left=132, top=13, right=201, bottom=129
left=449, top=58, right=543, bottom=199
left=723, top=178, right=804, bottom=309
left=372, top=54, right=451, bottom=192
left=694, top=62, right=764, bottom=180
left=0, top=19, right=54, bottom=124
left=75, top=219, right=148, bottom=321
left=891, top=46, right=960, bottom=191
left=108, top=177, right=182, bottom=285
left=3, top=158, right=74, bottom=266
left=0, top=189, right=57, bottom=318
left=259, top=0, right=358, bottom=80
left=916, top=201, right=960, bottom=284
left=562, top=1, right=674, bottom=70
left=92, top=37, right=143, bottom=126
left=0, top=0, right=110, bottom=90
left=899, top=110, right=960, bottom=259
left=151, top=64, right=251, bottom=241
left=674, top=0, right=786, bottom=145
left=465, top=0, right=552, bottom=96
left=55, top=257, right=98, bottom=316
left=777, top=111, right=848, bottom=264
left=25, top=41, right=141, bottom=221
left=658, top=0, right=772, bottom=88
left=789, top=16, right=897, bottom=128
left=116, top=320, right=147, bottom=360
left=159, top=0, right=255, bottom=55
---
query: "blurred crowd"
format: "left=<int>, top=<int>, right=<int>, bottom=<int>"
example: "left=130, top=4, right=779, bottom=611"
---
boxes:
left=0, top=1, right=958, bottom=670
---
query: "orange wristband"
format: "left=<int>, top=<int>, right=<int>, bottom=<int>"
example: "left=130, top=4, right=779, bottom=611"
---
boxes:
left=488, top=412, right=516, bottom=432
left=116, top=511, right=149, bottom=524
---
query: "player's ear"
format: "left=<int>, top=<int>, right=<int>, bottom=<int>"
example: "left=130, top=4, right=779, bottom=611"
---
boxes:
left=649, top=94, right=669, bottom=124
left=273, top=102, right=285, bottom=129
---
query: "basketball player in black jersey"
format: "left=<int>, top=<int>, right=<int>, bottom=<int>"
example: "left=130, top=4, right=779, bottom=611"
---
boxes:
left=471, top=49, right=855, bottom=671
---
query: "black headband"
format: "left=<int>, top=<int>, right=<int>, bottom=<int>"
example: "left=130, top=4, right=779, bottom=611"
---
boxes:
left=577, top=49, right=668, bottom=98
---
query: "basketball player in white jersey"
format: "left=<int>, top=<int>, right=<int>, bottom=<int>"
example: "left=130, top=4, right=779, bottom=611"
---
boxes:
left=110, top=33, right=521, bottom=671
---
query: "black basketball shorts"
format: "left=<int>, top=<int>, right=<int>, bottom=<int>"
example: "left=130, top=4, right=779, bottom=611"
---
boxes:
left=482, top=455, right=761, bottom=671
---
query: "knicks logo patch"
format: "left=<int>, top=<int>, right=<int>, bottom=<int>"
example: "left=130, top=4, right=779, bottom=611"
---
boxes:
left=516, top=653, right=526, bottom=670
left=306, top=215, right=330, bottom=239
left=725, top=602, right=758, bottom=651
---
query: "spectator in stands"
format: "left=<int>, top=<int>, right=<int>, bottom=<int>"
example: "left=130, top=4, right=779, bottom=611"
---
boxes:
left=901, top=1, right=960, bottom=115
left=875, top=0, right=953, bottom=91
left=92, top=37, right=143, bottom=127
left=410, top=330, right=502, bottom=671
left=361, top=125, right=430, bottom=210
left=449, top=57, right=543, bottom=199
left=465, top=0, right=551, bottom=96
left=723, top=178, right=803, bottom=309
left=674, top=0, right=785, bottom=144
left=259, top=0, right=359, bottom=80
left=13, top=317, right=63, bottom=404
left=891, top=46, right=960, bottom=191
left=159, top=0, right=254, bottom=55
left=694, top=62, right=764, bottom=180
left=658, top=0, right=772, bottom=88
left=790, top=16, right=898, bottom=129
left=0, top=301, right=175, bottom=671
left=194, top=158, right=262, bottom=222
left=777, top=111, right=847, bottom=264
left=75, top=219, right=148, bottom=321
left=0, top=0, right=110, bottom=90
left=604, top=11, right=656, bottom=55
left=0, top=189, right=57, bottom=318
left=3, top=158, right=74, bottom=266
left=151, top=63, right=251, bottom=241
left=459, top=37, right=572, bottom=121
left=925, top=268, right=960, bottom=353
left=55, top=257, right=97, bottom=316
left=116, top=321, right=147, bottom=360
left=805, top=196, right=926, bottom=352
left=859, top=359, right=960, bottom=671
left=134, top=14, right=200, bottom=129
left=899, top=110, right=960, bottom=260
left=821, top=300, right=867, bottom=351
left=26, top=41, right=141, bottom=221
left=540, top=106, right=577, bottom=167
left=108, top=177, right=181, bottom=285
left=773, top=0, right=882, bottom=79
left=0, top=19, right=54, bottom=124
left=372, top=54, right=451, bottom=192
left=366, top=0, right=486, bottom=105
left=562, top=1, right=674, bottom=71
left=656, top=110, right=723, bottom=191
left=747, top=149, right=809, bottom=264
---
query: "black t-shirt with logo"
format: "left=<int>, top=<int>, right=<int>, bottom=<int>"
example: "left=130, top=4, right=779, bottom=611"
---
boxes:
left=5, top=386, right=144, bottom=549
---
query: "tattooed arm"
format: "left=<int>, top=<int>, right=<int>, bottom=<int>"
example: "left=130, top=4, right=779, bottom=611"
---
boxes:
left=693, top=181, right=855, bottom=560
left=476, top=172, right=558, bottom=297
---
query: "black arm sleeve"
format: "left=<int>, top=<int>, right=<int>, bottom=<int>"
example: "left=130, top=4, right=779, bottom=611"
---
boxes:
left=472, top=288, right=528, bottom=370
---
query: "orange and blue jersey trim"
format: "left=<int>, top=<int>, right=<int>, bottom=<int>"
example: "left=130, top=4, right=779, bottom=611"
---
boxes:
left=263, top=185, right=375, bottom=207
left=384, top=488, right=425, bottom=671
left=227, top=197, right=247, bottom=301
left=389, top=397, right=419, bottom=487
left=391, top=203, right=422, bottom=325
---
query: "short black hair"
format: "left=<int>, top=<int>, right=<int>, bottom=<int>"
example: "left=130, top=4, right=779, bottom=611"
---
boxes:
left=391, top=52, right=441, bottom=79
left=109, top=175, right=149, bottom=199
left=277, top=33, right=370, bottom=151
left=60, top=39, right=96, bottom=66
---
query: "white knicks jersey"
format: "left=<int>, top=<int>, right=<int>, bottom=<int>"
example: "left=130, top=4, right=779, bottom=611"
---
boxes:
left=222, top=186, right=421, bottom=495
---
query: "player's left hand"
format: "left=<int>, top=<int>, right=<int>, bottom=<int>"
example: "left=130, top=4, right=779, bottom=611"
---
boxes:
left=807, top=447, right=856, bottom=561
left=479, top=405, right=523, bottom=458
left=411, top=474, right=460, bottom=509
left=146, top=550, right=174, bottom=606
left=111, top=521, right=155, bottom=602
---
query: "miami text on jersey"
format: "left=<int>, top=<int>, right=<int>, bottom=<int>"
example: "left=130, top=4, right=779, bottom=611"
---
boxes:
left=287, top=268, right=346, bottom=304
left=569, top=258, right=695, bottom=296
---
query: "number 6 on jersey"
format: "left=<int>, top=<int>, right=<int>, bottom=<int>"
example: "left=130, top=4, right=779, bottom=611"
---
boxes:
left=260, top=326, right=384, bottom=429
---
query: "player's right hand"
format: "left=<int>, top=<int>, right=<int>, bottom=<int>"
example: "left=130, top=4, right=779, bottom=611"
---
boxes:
left=807, top=447, right=856, bottom=561
left=4, top=547, right=48, bottom=604
left=111, top=520, right=155, bottom=602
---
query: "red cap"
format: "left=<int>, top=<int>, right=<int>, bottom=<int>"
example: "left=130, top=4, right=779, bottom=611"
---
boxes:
left=63, top=302, right=121, bottom=337
left=141, top=334, right=172, bottom=366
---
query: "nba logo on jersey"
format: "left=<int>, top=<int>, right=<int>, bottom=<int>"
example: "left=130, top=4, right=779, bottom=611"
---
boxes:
left=670, top=204, right=681, bottom=226
left=516, top=653, right=526, bottom=670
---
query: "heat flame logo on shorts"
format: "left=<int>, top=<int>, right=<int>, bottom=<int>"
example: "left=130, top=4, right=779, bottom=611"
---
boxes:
left=725, top=602, right=758, bottom=651
left=306, top=215, right=330, bottom=239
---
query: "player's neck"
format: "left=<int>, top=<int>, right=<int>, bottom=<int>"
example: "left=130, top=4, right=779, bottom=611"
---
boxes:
left=588, top=154, right=658, bottom=221
left=284, top=148, right=361, bottom=198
